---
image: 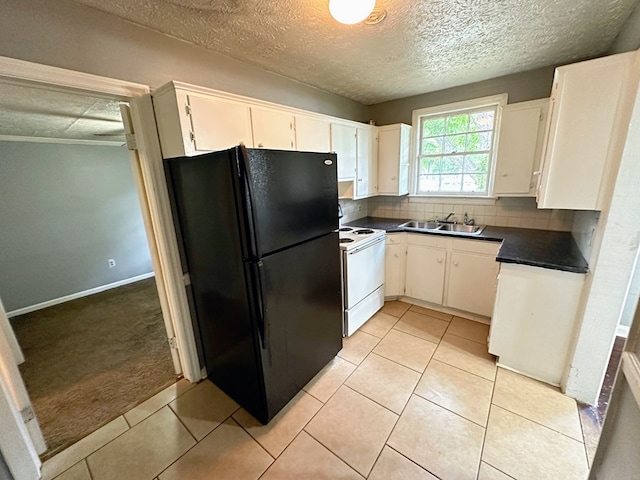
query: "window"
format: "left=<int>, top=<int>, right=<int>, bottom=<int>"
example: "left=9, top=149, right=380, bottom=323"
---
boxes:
left=413, top=95, right=506, bottom=196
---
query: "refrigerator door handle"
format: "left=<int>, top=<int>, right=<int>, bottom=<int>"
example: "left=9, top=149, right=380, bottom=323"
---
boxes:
left=252, top=260, right=269, bottom=350
left=238, top=145, right=261, bottom=259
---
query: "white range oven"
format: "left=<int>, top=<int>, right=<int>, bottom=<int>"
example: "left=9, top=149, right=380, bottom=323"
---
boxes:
left=338, top=227, right=386, bottom=336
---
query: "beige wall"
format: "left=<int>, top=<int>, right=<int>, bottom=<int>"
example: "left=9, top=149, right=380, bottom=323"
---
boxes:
left=368, top=66, right=556, bottom=126
left=0, top=0, right=368, bottom=122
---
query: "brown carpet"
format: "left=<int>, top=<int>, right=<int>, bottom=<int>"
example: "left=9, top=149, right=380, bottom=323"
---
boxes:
left=10, top=278, right=177, bottom=460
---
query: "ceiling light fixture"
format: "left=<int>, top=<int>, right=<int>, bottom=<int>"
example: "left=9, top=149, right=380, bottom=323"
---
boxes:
left=329, top=0, right=376, bottom=25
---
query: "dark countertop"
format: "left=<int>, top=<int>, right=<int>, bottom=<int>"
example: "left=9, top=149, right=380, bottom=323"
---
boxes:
left=345, top=216, right=589, bottom=274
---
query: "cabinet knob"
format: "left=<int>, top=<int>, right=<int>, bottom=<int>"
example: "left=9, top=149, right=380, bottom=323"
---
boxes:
left=358, top=179, right=363, bottom=182
left=437, top=258, right=443, bottom=264
left=391, top=176, right=397, bottom=180
left=453, top=260, right=459, bottom=266
left=533, top=171, right=541, bottom=176
left=394, top=254, right=399, bottom=258
left=258, top=142, right=264, bottom=148
left=501, top=172, right=508, bottom=177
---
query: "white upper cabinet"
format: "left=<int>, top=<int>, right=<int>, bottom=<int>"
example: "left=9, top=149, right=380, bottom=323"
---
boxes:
left=494, top=99, right=549, bottom=197
left=295, top=116, right=331, bottom=152
left=355, top=125, right=378, bottom=198
left=537, top=52, right=637, bottom=210
left=251, top=107, right=295, bottom=150
left=331, top=123, right=357, bottom=181
left=377, top=123, right=411, bottom=196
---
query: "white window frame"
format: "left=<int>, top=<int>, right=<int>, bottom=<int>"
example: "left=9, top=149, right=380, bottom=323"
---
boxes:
left=410, top=94, right=508, bottom=198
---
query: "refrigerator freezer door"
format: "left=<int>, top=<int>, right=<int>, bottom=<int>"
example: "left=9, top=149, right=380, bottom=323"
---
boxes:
left=255, top=232, right=342, bottom=422
left=244, top=149, right=339, bottom=257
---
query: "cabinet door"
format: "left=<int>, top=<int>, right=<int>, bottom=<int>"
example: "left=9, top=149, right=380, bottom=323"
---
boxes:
left=537, top=53, right=634, bottom=210
left=494, top=99, right=549, bottom=196
left=385, top=243, right=405, bottom=297
left=405, top=245, right=446, bottom=304
left=378, top=124, right=411, bottom=195
left=188, top=95, right=253, bottom=151
left=446, top=252, right=499, bottom=317
left=251, top=108, right=295, bottom=150
left=295, top=116, right=331, bottom=152
left=356, top=126, right=378, bottom=198
left=331, top=123, right=357, bottom=181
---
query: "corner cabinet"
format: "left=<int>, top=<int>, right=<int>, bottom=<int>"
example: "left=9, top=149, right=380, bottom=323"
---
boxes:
left=536, top=51, right=638, bottom=210
left=489, top=263, right=585, bottom=386
left=378, top=123, right=411, bottom=196
left=494, top=99, right=549, bottom=197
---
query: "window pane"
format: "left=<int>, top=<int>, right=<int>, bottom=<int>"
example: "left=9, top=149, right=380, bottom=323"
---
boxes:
left=469, top=110, right=495, bottom=132
left=467, top=131, right=493, bottom=152
left=441, top=174, right=462, bottom=192
left=444, top=134, right=466, bottom=154
left=420, top=156, right=441, bottom=174
left=422, top=118, right=445, bottom=137
left=422, top=137, right=443, bottom=155
left=441, top=155, right=463, bottom=174
left=464, top=154, right=489, bottom=173
left=419, top=175, right=441, bottom=192
left=462, top=174, right=488, bottom=193
left=446, top=114, right=469, bottom=135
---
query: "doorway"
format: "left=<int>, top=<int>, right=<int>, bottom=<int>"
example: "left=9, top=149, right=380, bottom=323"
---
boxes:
left=0, top=73, right=181, bottom=458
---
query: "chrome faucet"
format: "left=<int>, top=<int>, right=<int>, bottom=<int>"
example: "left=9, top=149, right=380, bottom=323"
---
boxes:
left=442, top=211, right=455, bottom=223
left=463, top=212, right=475, bottom=225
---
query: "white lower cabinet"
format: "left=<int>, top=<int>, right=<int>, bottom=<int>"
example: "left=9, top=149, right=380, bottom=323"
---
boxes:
left=489, top=262, right=585, bottom=386
left=404, top=234, right=448, bottom=305
left=395, top=234, right=501, bottom=318
left=384, top=234, right=406, bottom=297
left=445, top=239, right=500, bottom=317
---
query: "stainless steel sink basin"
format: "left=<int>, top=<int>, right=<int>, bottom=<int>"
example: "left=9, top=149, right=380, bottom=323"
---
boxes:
left=436, top=223, right=484, bottom=234
left=399, top=220, right=485, bottom=236
left=399, top=220, right=441, bottom=230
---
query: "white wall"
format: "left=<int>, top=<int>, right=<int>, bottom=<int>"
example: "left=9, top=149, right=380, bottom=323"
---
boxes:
left=0, top=0, right=367, bottom=123
left=0, top=141, right=152, bottom=313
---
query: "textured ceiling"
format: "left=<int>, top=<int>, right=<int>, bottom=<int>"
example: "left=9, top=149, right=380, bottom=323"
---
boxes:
left=0, top=83, right=125, bottom=142
left=68, top=0, right=639, bottom=105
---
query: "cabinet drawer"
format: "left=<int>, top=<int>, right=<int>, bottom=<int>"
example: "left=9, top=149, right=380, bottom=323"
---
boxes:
left=385, top=233, right=405, bottom=245
left=407, top=233, right=449, bottom=249
left=451, top=238, right=500, bottom=256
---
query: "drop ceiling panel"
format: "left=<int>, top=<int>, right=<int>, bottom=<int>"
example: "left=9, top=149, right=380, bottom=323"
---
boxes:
left=69, top=0, right=639, bottom=104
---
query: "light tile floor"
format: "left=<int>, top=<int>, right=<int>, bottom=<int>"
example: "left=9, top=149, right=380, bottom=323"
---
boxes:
left=42, top=301, right=591, bottom=480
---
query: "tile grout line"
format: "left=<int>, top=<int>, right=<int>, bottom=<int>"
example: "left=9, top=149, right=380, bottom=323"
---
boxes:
left=476, top=357, right=498, bottom=480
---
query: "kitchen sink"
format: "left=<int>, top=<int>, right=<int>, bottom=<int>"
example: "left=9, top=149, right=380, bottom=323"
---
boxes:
left=399, top=220, right=485, bottom=236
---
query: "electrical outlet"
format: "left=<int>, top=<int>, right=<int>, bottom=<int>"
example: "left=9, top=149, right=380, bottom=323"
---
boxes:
left=108, top=259, right=116, bottom=268
left=357, top=204, right=362, bottom=213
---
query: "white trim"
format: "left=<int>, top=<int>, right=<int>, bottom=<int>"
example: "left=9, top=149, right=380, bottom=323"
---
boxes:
left=408, top=196, right=498, bottom=206
left=7, top=273, right=155, bottom=318
left=617, top=324, right=630, bottom=338
left=410, top=93, right=509, bottom=197
left=0, top=135, right=125, bottom=147
left=0, top=56, right=149, bottom=98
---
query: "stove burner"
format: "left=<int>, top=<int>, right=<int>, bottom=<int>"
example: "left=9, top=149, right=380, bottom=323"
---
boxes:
left=353, top=229, right=375, bottom=235
left=339, top=227, right=353, bottom=232
left=340, top=238, right=354, bottom=244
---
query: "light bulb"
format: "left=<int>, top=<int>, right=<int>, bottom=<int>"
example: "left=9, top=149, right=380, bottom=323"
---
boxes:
left=329, top=0, right=376, bottom=25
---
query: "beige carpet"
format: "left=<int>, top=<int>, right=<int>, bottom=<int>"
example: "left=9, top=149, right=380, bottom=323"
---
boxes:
left=11, top=278, right=177, bottom=459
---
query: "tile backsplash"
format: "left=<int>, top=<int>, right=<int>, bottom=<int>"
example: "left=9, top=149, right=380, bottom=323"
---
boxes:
left=339, top=199, right=369, bottom=224
left=367, top=196, right=575, bottom=231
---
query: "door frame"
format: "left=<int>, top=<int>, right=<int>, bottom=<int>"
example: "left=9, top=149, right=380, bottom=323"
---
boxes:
left=0, top=56, right=202, bottom=478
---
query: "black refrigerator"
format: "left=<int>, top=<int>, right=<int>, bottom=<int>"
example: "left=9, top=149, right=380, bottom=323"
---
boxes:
left=165, top=146, right=343, bottom=423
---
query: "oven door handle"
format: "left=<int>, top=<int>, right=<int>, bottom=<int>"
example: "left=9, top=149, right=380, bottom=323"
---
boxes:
left=346, top=236, right=385, bottom=255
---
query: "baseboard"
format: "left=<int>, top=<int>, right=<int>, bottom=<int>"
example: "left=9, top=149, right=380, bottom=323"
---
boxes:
left=7, top=272, right=155, bottom=318
left=616, top=324, right=630, bottom=338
